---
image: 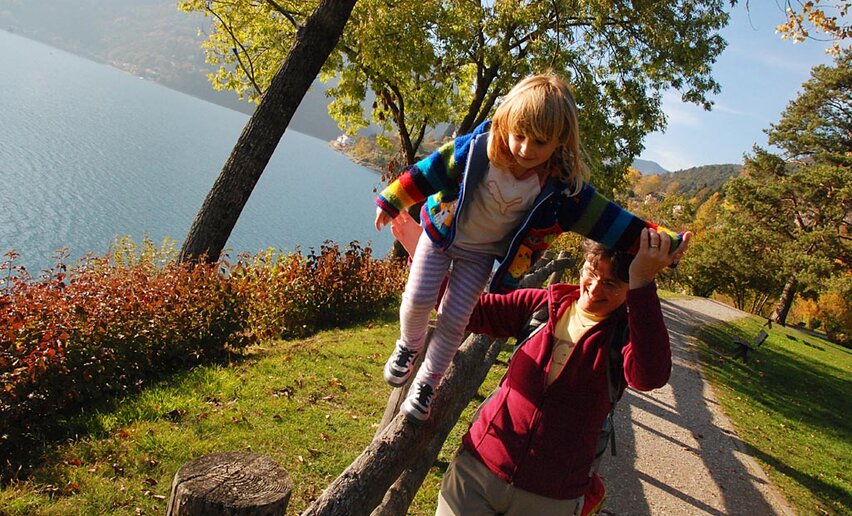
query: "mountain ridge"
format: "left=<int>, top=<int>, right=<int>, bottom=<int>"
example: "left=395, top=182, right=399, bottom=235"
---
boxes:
left=632, top=158, right=669, bottom=175
left=2, top=1, right=740, bottom=176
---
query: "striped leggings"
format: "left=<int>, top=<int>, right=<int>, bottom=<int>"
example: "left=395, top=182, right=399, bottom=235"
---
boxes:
left=400, top=233, right=495, bottom=386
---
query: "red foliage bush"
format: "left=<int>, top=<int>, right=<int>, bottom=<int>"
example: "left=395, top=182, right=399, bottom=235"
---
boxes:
left=0, top=250, right=247, bottom=470
left=0, top=241, right=406, bottom=477
left=231, top=241, right=407, bottom=341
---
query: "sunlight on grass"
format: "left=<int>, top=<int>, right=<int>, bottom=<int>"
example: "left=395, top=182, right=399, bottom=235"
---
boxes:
left=696, top=318, right=852, bottom=515
left=0, top=320, right=508, bottom=515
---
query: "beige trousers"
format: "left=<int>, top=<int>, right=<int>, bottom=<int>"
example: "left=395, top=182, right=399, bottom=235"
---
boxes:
left=435, top=449, right=583, bottom=516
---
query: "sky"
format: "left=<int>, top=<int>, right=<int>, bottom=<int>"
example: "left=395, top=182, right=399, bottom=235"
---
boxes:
left=637, top=2, right=840, bottom=171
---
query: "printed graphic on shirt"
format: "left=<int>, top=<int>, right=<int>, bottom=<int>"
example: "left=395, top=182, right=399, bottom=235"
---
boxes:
left=486, top=181, right=524, bottom=215
left=524, top=223, right=563, bottom=251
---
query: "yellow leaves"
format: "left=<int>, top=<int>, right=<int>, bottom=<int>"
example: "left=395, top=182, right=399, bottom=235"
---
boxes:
left=774, top=0, right=851, bottom=54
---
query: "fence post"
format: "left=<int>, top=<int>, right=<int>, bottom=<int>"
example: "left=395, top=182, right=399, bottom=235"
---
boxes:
left=166, top=451, right=291, bottom=515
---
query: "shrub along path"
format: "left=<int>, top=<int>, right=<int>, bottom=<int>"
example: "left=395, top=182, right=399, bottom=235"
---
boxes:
left=597, top=298, right=795, bottom=515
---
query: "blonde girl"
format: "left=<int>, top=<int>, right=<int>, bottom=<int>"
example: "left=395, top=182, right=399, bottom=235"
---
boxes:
left=374, top=73, right=680, bottom=422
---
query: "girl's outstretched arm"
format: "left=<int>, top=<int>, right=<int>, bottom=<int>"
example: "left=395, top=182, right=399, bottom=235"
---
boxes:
left=557, top=183, right=684, bottom=255
left=375, top=207, right=393, bottom=231
left=375, top=122, right=490, bottom=218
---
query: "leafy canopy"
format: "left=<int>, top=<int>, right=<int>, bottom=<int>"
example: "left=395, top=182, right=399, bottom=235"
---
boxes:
left=770, top=0, right=851, bottom=54
left=680, top=48, right=851, bottom=313
left=180, top=0, right=730, bottom=193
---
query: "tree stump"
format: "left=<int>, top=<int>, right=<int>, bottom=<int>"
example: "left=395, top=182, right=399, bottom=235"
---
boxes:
left=166, top=451, right=292, bottom=516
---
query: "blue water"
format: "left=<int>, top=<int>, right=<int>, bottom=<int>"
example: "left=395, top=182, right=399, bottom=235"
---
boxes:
left=0, top=30, right=393, bottom=273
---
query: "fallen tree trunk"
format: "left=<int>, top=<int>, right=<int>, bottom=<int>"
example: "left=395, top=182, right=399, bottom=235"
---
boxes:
left=303, top=253, right=575, bottom=516
left=370, top=251, right=574, bottom=516
left=370, top=335, right=505, bottom=516
left=302, top=331, right=503, bottom=516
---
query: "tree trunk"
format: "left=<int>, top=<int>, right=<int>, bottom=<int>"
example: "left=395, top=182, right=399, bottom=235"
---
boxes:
left=456, top=63, right=499, bottom=134
left=178, top=0, right=357, bottom=264
left=302, top=332, right=504, bottom=516
left=166, top=452, right=291, bottom=516
left=371, top=335, right=505, bottom=516
left=771, top=275, right=798, bottom=326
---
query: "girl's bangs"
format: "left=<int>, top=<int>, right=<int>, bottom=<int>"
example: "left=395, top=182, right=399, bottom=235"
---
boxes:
left=506, top=93, right=567, bottom=142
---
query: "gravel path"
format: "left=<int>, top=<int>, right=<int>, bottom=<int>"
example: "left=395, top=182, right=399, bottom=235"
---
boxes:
left=596, top=298, right=796, bottom=515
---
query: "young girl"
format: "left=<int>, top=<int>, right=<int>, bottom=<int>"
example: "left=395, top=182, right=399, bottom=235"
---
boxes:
left=374, top=73, right=681, bottom=422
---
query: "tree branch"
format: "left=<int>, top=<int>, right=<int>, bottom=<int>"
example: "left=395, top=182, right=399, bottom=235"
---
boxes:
left=265, top=0, right=301, bottom=29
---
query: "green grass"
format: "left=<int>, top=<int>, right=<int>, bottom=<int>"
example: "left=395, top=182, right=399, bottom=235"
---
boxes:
left=5, top=305, right=850, bottom=515
left=697, top=317, right=852, bottom=515
left=0, top=315, right=508, bottom=515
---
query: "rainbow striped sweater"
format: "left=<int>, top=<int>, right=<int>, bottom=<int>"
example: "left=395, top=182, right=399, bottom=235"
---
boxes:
left=376, top=122, right=682, bottom=293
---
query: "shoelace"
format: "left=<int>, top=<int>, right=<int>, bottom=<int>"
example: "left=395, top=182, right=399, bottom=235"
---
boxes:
left=416, top=383, right=434, bottom=405
left=394, top=347, right=416, bottom=368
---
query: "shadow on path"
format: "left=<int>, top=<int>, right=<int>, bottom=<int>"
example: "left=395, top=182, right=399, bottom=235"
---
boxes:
left=597, top=299, right=794, bottom=515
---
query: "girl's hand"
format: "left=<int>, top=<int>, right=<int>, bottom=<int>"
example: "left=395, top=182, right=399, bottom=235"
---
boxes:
left=629, top=229, right=691, bottom=289
left=390, top=211, right=422, bottom=257
left=375, top=207, right=393, bottom=231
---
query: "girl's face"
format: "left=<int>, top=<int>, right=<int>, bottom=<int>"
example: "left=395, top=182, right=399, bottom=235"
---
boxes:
left=508, top=132, right=559, bottom=173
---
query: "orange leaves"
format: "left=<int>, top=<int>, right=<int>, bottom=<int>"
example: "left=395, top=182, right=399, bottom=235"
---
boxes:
left=0, top=241, right=405, bottom=478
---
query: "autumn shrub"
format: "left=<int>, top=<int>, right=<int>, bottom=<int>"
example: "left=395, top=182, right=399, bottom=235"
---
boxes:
left=231, top=241, right=407, bottom=340
left=791, top=274, right=851, bottom=347
left=0, top=247, right=248, bottom=474
left=0, top=239, right=406, bottom=478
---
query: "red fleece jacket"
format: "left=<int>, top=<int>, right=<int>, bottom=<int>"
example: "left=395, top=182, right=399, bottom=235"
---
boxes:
left=462, top=282, right=672, bottom=499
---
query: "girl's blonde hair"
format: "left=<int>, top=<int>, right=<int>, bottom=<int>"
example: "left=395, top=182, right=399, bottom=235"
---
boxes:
left=488, top=73, right=589, bottom=195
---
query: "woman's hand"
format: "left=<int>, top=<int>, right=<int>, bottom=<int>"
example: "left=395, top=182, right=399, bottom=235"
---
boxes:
left=628, top=229, right=692, bottom=289
left=390, top=210, right=422, bottom=257
left=375, top=207, right=393, bottom=231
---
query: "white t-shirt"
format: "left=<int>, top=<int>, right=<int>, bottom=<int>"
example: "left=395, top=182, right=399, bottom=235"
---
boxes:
left=453, top=163, right=542, bottom=256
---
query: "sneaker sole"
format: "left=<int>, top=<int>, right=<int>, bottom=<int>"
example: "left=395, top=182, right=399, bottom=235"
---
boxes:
left=401, top=400, right=429, bottom=422
left=384, top=363, right=412, bottom=387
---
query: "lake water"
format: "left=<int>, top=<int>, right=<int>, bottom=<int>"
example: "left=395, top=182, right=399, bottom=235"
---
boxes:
left=0, top=30, right=394, bottom=274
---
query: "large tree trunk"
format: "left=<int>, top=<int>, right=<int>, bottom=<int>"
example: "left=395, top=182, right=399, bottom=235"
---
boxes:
left=302, top=332, right=504, bottom=516
left=370, top=254, right=573, bottom=516
left=456, top=64, right=499, bottom=135
left=179, top=0, right=357, bottom=263
left=771, top=275, right=798, bottom=326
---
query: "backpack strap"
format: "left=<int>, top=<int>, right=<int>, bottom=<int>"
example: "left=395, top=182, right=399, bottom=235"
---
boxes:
left=602, top=314, right=629, bottom=457
left=515, top=302, right=550, bottom=351
left=605, top=315, right=629, bottom=405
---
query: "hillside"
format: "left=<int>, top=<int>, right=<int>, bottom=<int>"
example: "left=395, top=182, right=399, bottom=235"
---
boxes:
left=657, top=163, right=743, bottom=200
left=0, top=0, right=342, bottom=142
left=632, top=158, right=669, bottom=175
left=0, top=1, right=744, bottom=181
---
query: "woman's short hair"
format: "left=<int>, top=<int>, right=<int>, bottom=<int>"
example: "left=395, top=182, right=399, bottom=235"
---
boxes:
left=581, top=239, right=633, bottom=283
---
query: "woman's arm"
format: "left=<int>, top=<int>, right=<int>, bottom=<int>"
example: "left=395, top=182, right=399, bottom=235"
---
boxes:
left=467, top=288, right=549, bottom=340
left=622, top=230, right=691, bottom=390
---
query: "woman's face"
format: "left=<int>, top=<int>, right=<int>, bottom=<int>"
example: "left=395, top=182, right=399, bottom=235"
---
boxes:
left=577, top=259, right=629, bottom=317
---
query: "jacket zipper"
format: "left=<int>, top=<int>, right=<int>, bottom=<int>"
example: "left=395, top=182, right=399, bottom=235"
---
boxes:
left=442, top=133, right=483, bottom=250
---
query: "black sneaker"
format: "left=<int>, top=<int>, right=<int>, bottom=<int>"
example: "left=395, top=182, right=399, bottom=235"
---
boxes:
left=384, top=342, right=419, bottom=387
left=401, top=381, right=435, bottom=422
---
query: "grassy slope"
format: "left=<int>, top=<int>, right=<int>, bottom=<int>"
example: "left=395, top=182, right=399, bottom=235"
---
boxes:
left=697, top=317, right=852, bottom=515
left=0, top=314, right=507, bottom=515
left=2, top=305, right=849, bottom=515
